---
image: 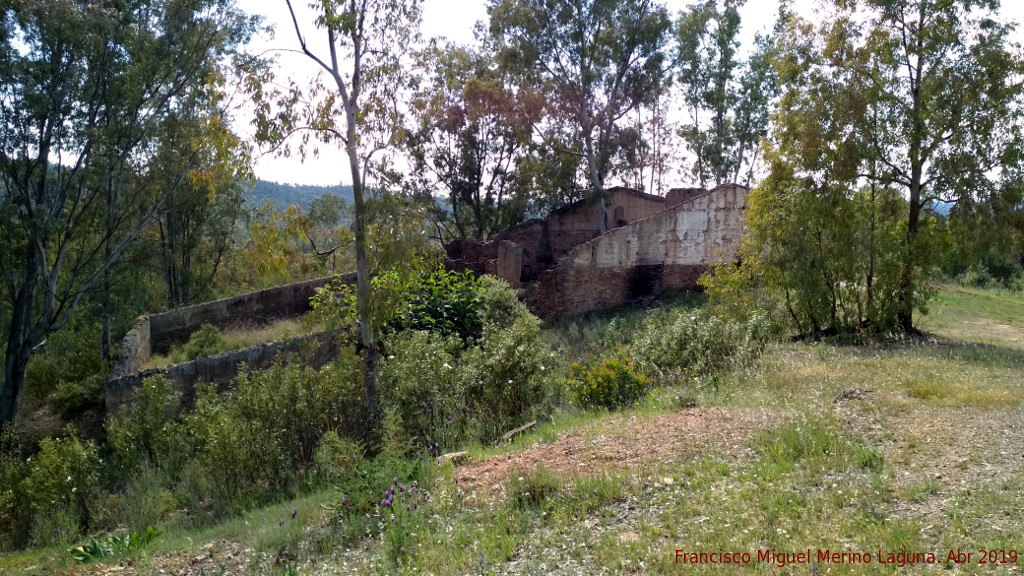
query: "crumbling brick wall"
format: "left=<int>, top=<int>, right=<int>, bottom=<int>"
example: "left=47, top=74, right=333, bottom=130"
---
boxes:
left=445, top=187, right=667, bottom=286
left=530, top=184, right=748, bottom=317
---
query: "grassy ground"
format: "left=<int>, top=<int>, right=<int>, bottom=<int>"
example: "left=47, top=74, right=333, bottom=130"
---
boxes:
left=3, top=284, right=1023, bottom=575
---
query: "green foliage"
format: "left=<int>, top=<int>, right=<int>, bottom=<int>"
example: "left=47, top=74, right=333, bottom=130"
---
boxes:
left=490, top=0, right=672, bottom=226
left=19, top=433, right=100, bottom=547
left=702, top=158, right=925, bottom=334
left=46, top=374, right=105, bottom=420
left=629, top=308, right=771, bottom=377
left=0, top=0, right=260, bottom=426
left=0, top=426, right=23, bottom=550
left=754, top=419, right=843, bottom=474
left=249, top=180, right=355, bottom=212
left=676, top=0, right=782, bottom=187
left=759, top=0, right=1024, bottom=331
left=106, top=375, right=185, bottom=477
left=394, top=268, right=484, bottom=342
left=182, top=324, right=228, bottom=361
left=69, top=526, right=161, bottom=563
left=187, top=356, right=364, bottom=513
left=379, top=331, right=466, bottom=446
left=378, top=275, right=548, bottom=446
left=459, top=310, right=546, bottom=439
left=566, top=353, right=652, bottom=410
left=409, top=42, right=543, bottom=240
left=23, top=318, right=108, bottom=415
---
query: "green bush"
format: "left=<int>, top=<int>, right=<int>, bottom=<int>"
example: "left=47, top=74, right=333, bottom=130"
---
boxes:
left=375, top=276, right=548, bottom=447
left=47, top=374, right=105, bottom=419
left=19, top=432, right=100, bottom=546
left=379, top=331, right=466, bottom=446
left=312, top=264, right=488, bottom=345
left=22, top=318, right=107, bottom=416
left=460, top=312, right=546, bottom=440
left=185, top=352, right=364, bottom=513
left=477, top=274, right=532, bottom=330
left=566, top=352, right=652, bottom=410
left=0, top=426, right=24, bottom=550
left=106, top=375, right=186, bottom=478
left=181, top=323, right=227, bottom=360
left=630, top=308, right=771, bottom=378
left=396, top=267, right=484, bottom=341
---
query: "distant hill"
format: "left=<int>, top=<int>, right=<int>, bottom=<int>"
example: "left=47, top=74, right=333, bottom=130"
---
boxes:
left=246, top=179, right=354, bottom=211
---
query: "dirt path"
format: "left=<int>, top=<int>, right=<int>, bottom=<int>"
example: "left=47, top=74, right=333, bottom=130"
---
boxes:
left=454, top=407, right=778, bottom=502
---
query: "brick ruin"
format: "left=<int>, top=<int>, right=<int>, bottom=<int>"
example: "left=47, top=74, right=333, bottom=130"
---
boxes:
left=446, top=183, right=749, bottom=317
left=107, top=183, right=748, bottom=410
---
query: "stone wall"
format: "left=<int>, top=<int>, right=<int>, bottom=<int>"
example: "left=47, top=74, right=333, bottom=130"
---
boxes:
left=105, top=331, right=341, bottom=411
left=530, top=184, right=748, bottom=318
left=546, top=187, right=667, bottom=257
left=110, top=315, right=152, bottom=380
left=445, top=187, right=667, bottom=286
left=106, top=273, right=356, bottom=412
left=148, top=274, right=353, bottom=354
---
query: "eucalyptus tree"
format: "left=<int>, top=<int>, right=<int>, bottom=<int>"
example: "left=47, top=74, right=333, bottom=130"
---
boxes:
left=770, top=0, right=1024, bottom=331
left=716, top=0, right=1024, bottom=334
left=252, top=0, right=423, bottom=428
left=676, top=0, right=783, bottom=188
left=408, top=42, right=543, bottom=240
left=0, top=0, right=256, bottom=425
left=489, top=0, right=671, bottom=233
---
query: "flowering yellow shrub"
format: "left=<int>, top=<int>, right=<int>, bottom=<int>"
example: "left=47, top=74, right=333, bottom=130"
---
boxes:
left=567, top=352, right=652, bottom=410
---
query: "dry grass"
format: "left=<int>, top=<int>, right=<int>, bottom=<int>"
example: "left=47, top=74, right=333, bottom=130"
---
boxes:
left=142, top=317, right=316, bottom=370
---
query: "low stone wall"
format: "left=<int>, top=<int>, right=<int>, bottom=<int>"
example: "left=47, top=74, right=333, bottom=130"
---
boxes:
left=529, top=184, right=748, bottom=318
left=105, top=331, right=341, bottom=411
left=148, top=274, right=354, bottom=354
left=106, top=273, right=357, bottom=413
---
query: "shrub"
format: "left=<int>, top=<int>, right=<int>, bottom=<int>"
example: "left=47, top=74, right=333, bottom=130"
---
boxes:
left=312, top=263, right=487, bottom=345
left=460, top=312, right=546, bottom=439
left=0, top=426, right=24, bottom=550
left=630, top=308, right=771, bottom=378
left=476, top=275, right=532, bottom=330
left=47, top=374, right=105, bottom=419
left=19, top=432, right=100, bottom=546
left=379, top=331, right=466, bottom=447
left=395, top=267, right=484, bottom=342
left=566, top=352, right=652, bottom=410
left=181, top=324, right=226, bottom=360
left=106, top=375, right=186, bottom=478
left=184, top=352, right=365, bottom=512
left=374, top=275, right=549, bottom=446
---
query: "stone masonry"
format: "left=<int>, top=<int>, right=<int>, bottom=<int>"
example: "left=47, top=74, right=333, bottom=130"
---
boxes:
left=447, top=183, right=748, bottom=318
left=105, top=273, right=356, bottom=411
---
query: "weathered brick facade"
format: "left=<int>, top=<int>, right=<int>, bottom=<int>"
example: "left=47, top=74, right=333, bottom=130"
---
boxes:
left=447, top=183, right=749, bottom=318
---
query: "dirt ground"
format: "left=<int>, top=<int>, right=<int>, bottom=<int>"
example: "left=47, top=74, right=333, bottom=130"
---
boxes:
left=454, top=407, right=778, bottom=502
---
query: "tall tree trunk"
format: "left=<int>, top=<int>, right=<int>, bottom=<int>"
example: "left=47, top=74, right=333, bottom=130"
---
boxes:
left=584, top=129, right=607, bottom=234
left=898, top=172, right=921, bottom=332
left=343, top=99, right=379, bottom=432
left=1, top=343, right=30, bottom=426
left=101, top=272, right=111, bottom=361
left=1, top=249, right=40, bottom=426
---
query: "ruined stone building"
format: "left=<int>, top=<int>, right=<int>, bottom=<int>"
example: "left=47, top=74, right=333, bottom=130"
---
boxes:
left=107, top=183, right=747, bottom=411
left=445, top=183, right=749, bottom=317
